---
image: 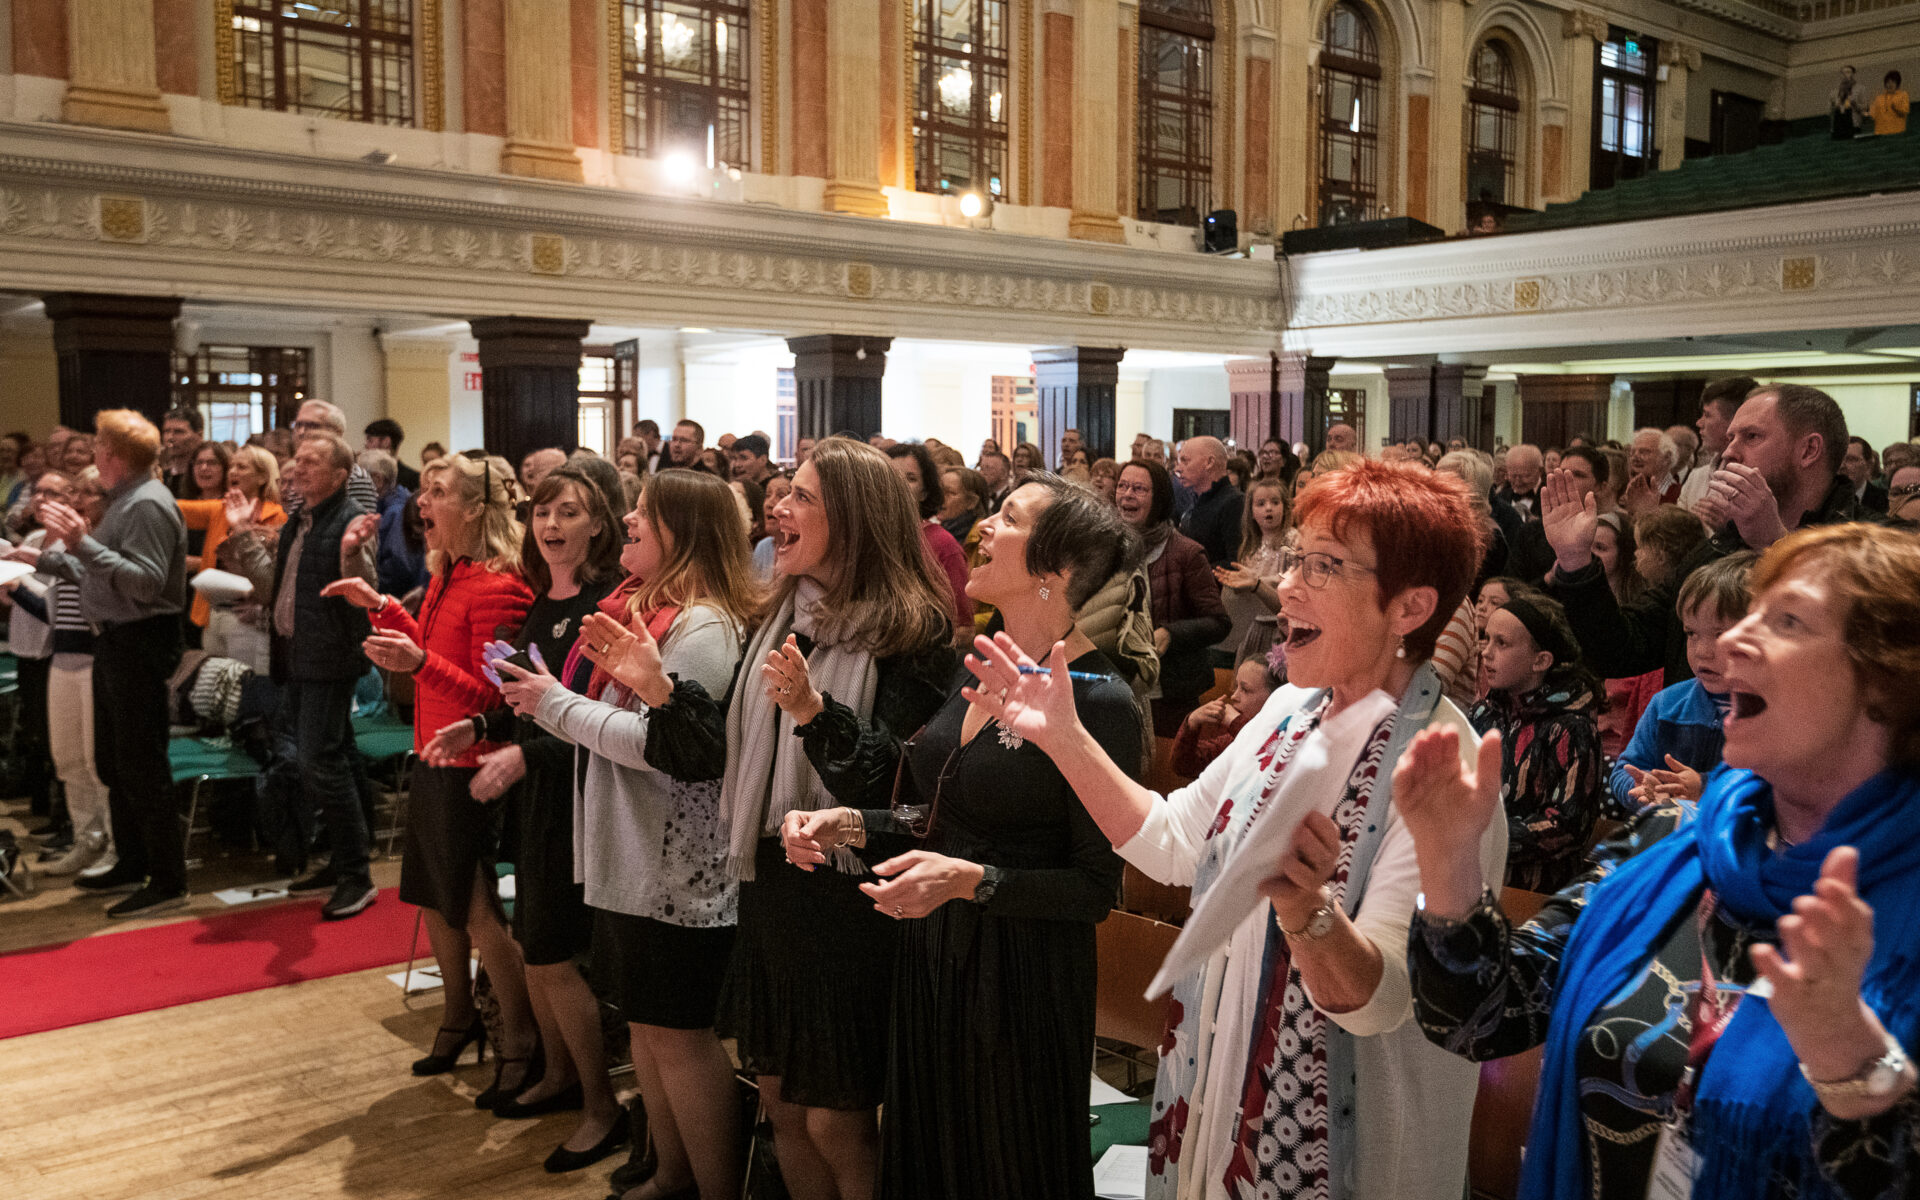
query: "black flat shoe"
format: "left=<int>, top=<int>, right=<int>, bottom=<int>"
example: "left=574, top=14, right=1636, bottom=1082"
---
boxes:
left=607, top=1129, right=656, bottom=1191
left=544, top=1110, right=630, bottom=1174
left=475, top=1041, right=543, bottom=1111
left=411, top=1019, right=486, bottom=1076
left=495, top=1080, right=584, bottom=1120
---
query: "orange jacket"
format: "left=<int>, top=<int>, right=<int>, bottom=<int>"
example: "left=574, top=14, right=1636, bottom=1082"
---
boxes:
left=177, top=497, right=287, bottom=626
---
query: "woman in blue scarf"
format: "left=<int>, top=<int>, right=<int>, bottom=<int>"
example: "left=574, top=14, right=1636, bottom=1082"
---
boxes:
left=1400, top=522, right=1920, bottom=1199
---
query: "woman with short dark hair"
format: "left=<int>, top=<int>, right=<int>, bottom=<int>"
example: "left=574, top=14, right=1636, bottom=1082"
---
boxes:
left=1113, top=457, right=1229, bottom=734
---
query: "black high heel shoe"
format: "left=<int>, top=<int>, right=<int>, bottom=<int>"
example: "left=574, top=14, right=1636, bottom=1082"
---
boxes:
left=411, top=1019, right=487, bottom=1076
left=495, top=1080, right=584, bottom=1120
left=475, top=1041, right=543, bottom=1111
left=544, top=1109, right=631, bottom=1174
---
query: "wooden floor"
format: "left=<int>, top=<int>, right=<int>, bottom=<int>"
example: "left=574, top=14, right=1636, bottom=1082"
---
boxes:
left=2, top=802, right=615, bottom=1200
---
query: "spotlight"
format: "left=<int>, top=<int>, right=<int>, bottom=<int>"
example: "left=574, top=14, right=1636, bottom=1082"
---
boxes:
left=664, top=152, right=698, bottom=185
left=959, top=192, right=984, bottom=219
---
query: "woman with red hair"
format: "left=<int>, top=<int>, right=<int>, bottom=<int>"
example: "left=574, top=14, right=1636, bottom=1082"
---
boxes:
left=967, top=458, right=1508, bottom=1200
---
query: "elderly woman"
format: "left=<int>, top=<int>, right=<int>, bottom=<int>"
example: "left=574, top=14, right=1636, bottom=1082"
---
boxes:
left=1403, top=522, right=1920, bottom=1200
left=968, top=458, right=1506, bottom=1200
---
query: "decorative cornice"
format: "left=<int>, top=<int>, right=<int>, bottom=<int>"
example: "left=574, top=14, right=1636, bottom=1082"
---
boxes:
left=1660, top=0, right=1799, bottom=37
left=1658, top=41, right=1703, bottom=71
left=1561, top=8, right=1607, bottom=41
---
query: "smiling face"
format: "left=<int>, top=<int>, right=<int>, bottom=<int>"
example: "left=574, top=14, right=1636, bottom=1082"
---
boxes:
left=1276, top=520, right=1397, bottom=693
left=192, top=446, right=226, bottom=493
left=1480, top=607, right=1551, bottom=695
left=1719, top=565, right=1881, bottom=788
left=768, top=460, right=833, bottom=580
left=1629, top=432, right=1666, bottom=479
left=1114, top=463, right=1154, bottom=529
left=62, top=436, right=94, bottom=474
left=532, top=481, right=600, bottom=579
left=762, top=474, right=792, bottom=528
left=621, top=498, right=670, bottom=579
left=967, top=483, right=1052, bottom=606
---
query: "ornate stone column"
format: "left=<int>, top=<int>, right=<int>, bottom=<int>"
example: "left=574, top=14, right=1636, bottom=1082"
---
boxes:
left=62, top=0, right=172, bottom=133
left=825, top=0, right=888, bottom=216
left=1274, top=0, right=1313, bottom=231
left=1068, top=0, right=1125, bottom=242
left=1384, top=364, right=1488, bottom=445
left=1658, top=42, right=1701, bottom=172
left=499, top=0, right=585, bottom=182
left=1033, top=347, right=1124, bottom=463
left=1232, top=352, right=1335, bottom=452
left=788, top=335, right=892, bottom=440
left=1428, top=0, right=1468, bottom=230
left=43, top=293, right=181, bottom=428
left=470, top=316, right=593, bottom=467
left=1562, top=9, right=1607, bottom=199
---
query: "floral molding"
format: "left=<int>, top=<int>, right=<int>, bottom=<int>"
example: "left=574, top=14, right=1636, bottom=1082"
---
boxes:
left=0, top=145, right=1278, bottom=346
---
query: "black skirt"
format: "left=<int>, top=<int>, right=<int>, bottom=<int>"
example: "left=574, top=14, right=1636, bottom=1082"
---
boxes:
left=594, top=908, right=735, bottom=1030
left=717, top=837, right=896, bottom=1110
left=399, top=764, right=504, bottom=927
left=509, top=766, right=592, bottom=967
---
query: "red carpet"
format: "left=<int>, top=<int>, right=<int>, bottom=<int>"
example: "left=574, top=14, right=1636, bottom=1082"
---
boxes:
left=0, top=889, right=420, bottom=1040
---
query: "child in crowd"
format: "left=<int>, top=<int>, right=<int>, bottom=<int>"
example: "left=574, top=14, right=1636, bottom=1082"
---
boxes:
left=1169, top=655, right=1280, bottom=780
left=1608, top=551, right=1757, bottom=814
left=1470, top=588, right=1607, bottom=893
left=1213, top=477, right=1291, bottom=664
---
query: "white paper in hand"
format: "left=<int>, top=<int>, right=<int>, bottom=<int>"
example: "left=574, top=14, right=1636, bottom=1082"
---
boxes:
left=1145, top=689, right=1399, bottom=999
left=191, top=568, right=254, bottom=604
left=0, top=560, right=34, bottom=589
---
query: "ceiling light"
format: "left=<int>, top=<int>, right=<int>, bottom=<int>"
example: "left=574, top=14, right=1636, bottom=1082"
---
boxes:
left=664, top=151, right=698, bottom=184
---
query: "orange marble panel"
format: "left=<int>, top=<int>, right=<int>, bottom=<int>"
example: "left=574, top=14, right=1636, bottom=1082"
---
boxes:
left=790, top=0, right=828, bottom=178
left=464, top=0, right=507, bottom=137
left=1243, top=57, right=1271, bottom=230
left=153, top=0, right=195, bottom=93
left=571, top=0, right=598, bottom=148
left=14, top=0, right=68, bottom=79
left=1041, top=12, right=1072, bottom=209
left=1405, top=91, right=1429, bottom=223
left=1542, top=122, right=1564, bottom=201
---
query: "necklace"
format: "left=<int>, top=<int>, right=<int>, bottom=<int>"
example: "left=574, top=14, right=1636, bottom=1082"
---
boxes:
left=993, top=623, right=1078, bottom=750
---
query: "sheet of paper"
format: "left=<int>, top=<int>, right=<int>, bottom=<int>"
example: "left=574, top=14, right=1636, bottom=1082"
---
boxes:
left=214, top=883, right=290, bottom=905
left=1146, top=689, right=1399, bottom=999
left=0, top=561, right=35, bottom=588
left=1093, top=1144, right=1149, bottom=1200
left=386, top=966, right=444, bottom=994
left=1089, top=1073, right=1133, bottom=1107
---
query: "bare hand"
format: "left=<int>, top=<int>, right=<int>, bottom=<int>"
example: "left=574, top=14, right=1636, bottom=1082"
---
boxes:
left=1259, top=810, right=1344, bottom=932
left=321, top=577, right=385, bottom=610
left=1620, top=473, right=1661, bottom=519
left=342, top=512, right=380, bottom=557
left=423, top=718, right=478, bottom=767
left=1540, top=469, right=1598, bottom=574
left=1751, top=848, right=1891, bottom=1088
left=38, top=500, right=88, bottom=547
left=222, top=487, right=255, bottom=531
left=1214, top=562, right=1258, bottom=592
left=579, top=611, right=671, bottom=706
left=1392, top=727, right=1502, bottom=919
left=860, top=850, right=986, bottom=918
left=1152, top=627, right=1172, bottom=656
left=1645, top=754, right=1704, bottom=803
left=781, top=807, right=853, bottom=872
left=962, top=634, right=1077, bottom=753
left=469, top=744, right=527, bottom=803
left=362, top=631, right=425, bottom=673
left=494, top=646, right=557, bottom=715
left=5, top=543, right=40, bottom=566
left=762, top=634, right=825, bottom=726
left=1187, top=696, right=1230, bottom=730
left=1705, top=462, right=1789, bottom=550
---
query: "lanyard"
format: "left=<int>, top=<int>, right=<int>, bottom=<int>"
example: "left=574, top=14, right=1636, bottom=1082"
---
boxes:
left=1673, top=888, right=1742, bottom=1116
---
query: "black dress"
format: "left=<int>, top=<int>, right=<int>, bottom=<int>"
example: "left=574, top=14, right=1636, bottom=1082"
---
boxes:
left=481, top=582, right=612, bottom=966
left=646, top=635, right=957, bottom=1111
left=870, top=651, right=1139, bottom=1200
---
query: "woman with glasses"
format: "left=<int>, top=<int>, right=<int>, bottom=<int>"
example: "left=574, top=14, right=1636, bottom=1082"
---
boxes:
left=1888, top=463, right=1920, bottom=526
left=615, top=437, right=957, bottom=1200
left=322, top=453, right=536, bottom=1097
left=776, top=475, right=1141, bottom=1199
left=1112, top=457, right=1229, bottom=735
left=964, top=458, right=1506, bottom=1200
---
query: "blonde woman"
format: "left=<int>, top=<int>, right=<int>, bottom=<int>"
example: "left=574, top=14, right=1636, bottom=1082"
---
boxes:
left=323, top=454, right=536, bottom=1094
left=178, top=443, right=284, bottom=670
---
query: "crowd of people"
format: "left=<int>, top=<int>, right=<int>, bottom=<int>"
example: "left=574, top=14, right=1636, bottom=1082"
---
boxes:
left=3, top=376, right=1919, bottom=1200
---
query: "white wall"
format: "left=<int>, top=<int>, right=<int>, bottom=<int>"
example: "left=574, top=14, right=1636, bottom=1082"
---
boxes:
left=1142, top=367, right=1229, bottom=441
left=1762, top=377, right=1913, bottom=455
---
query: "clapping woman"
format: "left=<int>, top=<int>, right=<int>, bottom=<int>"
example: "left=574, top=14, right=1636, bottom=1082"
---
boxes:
left=322, top=455, right=536, bottom=1094
left=1403, top=523, right=1920, bottom=1200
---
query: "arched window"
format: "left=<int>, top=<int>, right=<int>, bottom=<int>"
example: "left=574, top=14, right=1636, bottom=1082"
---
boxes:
left=913, top=0, right=1010, bottom=198
left=1466, top=39, right=1519, bottom=206
left=229, top=0, right=418, bottom=126
left=1136, top=0, right=1214, bottom=226
left=620, top=0, right=753, bottom=168
left=1316, top=2, right=1381, bottom=224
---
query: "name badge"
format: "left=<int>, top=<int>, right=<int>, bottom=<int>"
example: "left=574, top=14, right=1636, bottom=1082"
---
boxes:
left=1648, top=1121, right=1698, bottom=1200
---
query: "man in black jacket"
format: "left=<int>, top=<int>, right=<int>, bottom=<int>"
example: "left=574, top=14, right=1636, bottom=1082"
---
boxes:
left=267, top=432, right=378, bottom=919
left=1543, top=384, right=1871, bottom=686
left=1174, top=436, right=1242, bottom=567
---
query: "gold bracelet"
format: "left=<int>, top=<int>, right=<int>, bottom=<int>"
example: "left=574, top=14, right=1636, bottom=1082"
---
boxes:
left=843, top=807, right=867, bottom=849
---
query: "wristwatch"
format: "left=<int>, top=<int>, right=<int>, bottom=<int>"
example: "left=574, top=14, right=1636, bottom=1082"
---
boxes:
left=1801, top=1030, right=1912, bottom=1102
left=1277, top=886, right=1338, bottom=942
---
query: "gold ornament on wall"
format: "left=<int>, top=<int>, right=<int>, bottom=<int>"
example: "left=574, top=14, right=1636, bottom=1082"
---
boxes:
left=1781, top=256, right=1817, bottom=291
left=98, top=197, right=147, bottom=242
left=1513, top=278, right=1541, bottom=310
left=531, top=234, right=568, bottom=274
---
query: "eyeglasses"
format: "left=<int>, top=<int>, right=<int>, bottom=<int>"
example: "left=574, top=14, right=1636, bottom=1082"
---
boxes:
left=1892, top=483, right=1920, bottom=500
left=889, top=734, right=959, bottom=838
left=1113, top=481, right=1153, bottom=497
left=1280, top=547, right=1378, bottom=589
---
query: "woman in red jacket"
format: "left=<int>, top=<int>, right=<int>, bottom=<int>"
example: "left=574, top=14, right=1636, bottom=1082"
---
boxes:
left=324, top=452, right=535, bottom=1095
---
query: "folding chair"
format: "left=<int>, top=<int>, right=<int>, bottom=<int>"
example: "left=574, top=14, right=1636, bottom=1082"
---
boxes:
left=353, top=711, right=416, bottom=860
left=168, top=735, right=263, bottom=869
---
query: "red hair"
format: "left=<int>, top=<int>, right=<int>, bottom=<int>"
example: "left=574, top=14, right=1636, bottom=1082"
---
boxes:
left=1293, top=457, right=1485, bottom=660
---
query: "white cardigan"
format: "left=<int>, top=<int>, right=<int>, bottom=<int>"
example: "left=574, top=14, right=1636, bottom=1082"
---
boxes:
left=1120, top=683, right=1508, bottom=1200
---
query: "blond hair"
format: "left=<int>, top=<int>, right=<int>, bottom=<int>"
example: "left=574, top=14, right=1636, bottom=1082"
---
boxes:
left=230, top=443, right=281, bottom=504
left=421, top=453, right=522, bottom=575
left=93, top=409, right=161, bottom=474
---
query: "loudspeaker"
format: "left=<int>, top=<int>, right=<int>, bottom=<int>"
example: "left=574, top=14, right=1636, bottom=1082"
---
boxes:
left=1202, top=209, right=1238, bottom=253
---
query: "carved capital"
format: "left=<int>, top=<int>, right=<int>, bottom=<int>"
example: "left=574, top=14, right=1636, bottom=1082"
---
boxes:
left=1659, top=41, right=1702, bottom=71
left=1562, top=8, right=1608, bottom=41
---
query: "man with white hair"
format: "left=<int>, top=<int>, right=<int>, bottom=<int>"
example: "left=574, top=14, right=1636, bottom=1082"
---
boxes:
left=284, top=400, right=378, bottom=516
left=1173, top=435, right=1242, bottom=566
left=1495, top=443, right=1544, bottom=518
left=1325, top=422, right=1358, bottom=454
left=1621, top=427, right=1682, bottom=516
left=519, top=447, right=567, bottom=492
left=1665, top=424, right=1700, bottom=474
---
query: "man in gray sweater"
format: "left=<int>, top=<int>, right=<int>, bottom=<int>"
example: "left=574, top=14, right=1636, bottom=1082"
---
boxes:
left=35, top=409, right=190, bottom=918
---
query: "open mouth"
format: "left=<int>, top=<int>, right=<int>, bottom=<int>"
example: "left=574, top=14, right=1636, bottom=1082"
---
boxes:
left=1285, top=619, right=1322, bottom=650
left=772, top=526, right=798, bottom=552
left=1729, top=691, right=1768, bottom=720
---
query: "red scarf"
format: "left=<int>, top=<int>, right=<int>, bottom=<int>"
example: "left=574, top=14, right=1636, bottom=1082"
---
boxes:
left=566, top=575, right=681, bottom=701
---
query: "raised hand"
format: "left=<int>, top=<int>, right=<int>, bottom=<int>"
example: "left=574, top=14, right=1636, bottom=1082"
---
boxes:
left=1258, top=811, right=1344, bottom=933
left=1391, top=727, right=1502, bottom=919
left=962, top=633, right=1077, bottom=753
left=761, top=633, right=824, bottom=725
left=1620, top=473, right=1661, bottom=519
left=341, top=512, right=380, bottom=557
left=469, top=744, right=527, bottom=803
left=1214, top=562, right=1258, bottom=592
left=1539, top=469, right=1598, bottom=574
left=222, top=487, right=255, bottom=532
left=321, top=577, right=385, bottom=610
left=1706, top=461, right=1789, bottom=550
left=1751, top=847, right=1899, bottom=1108
left=423, top=717, right=478, bottom=767
left=860, top=849, right=985, bottom=919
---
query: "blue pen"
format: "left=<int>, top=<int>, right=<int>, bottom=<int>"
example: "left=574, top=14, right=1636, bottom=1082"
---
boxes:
left=1016, top=665, right=1116, bottom=683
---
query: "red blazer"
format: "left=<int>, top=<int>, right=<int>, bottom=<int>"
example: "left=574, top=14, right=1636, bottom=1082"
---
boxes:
left=369, top=558, right=533, bottom=765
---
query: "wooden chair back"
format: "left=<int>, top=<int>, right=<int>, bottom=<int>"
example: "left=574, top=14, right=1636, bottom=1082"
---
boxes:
left=1095, top=910, right=1180, bottom=1051
left=1466, top=887, right=1553, bottom=1200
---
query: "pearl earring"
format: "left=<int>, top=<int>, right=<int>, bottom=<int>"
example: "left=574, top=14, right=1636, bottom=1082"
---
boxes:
left=1395, top=637, right=1407, bottom=659
left=1039, top=586, right=1051, bottom=601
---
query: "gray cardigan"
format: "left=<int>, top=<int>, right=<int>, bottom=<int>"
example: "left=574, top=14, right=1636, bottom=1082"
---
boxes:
left=535, top=605, right=743, bottom=925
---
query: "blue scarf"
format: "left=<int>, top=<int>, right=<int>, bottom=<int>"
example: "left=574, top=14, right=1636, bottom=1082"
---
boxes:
left=1522, top=765, right=1920, bottom=1200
